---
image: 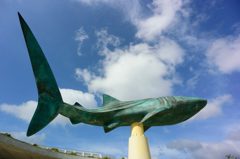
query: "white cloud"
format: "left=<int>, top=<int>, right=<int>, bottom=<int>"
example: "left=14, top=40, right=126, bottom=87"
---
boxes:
left=75, top=27, right=89, bottom=56
left=0, top=100, right=71, bottom=126
left=166, top=138, right=240, bottom=159
left=167, top=139, right=202, bottom=153
left=186, top=74, right=198, bottom=90
left=0, top=101, right=37, bottom=122
left=10, top=131, right=46, bottom=145
left=94, top=28, right=121, bottom=55
left=73, top=0, right=214, bottom=57
left=135, top=0, right=185, bottom=41
left=60, top=88, right=97, bottom=108
left=189, top=94, right=232, bottom=121
left=206, top=34, right=240, bottom=74
left=76, top=37, right=185, bottom=101
left=75, top=27, right=89, bottom=42
left=75, top=0, right=191, bottom=42
left=74, top=0, right=113, bottom=5
left=156, top=38, right=185, bottom=65
left=0, top=89, right=97, bottom=126
left=150, top=145, right=161, bottom=156
left=227, top=126, right=240, bottom=141
left=73, top=0, right=212, bottom=62
left=74, top=0, right=142, bottom=23
left=193, top=140, right=240, bottom=159
left=76, top=68, right=93, bottom=83
left=150, top=145, right=183, bottom=158
left=163, top=127, right=170, bottom=133
left=72, top=1, right=194, bottom=100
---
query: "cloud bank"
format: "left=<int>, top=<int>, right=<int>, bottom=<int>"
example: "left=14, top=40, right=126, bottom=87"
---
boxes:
left=206, top=34, right=240, bottom=74
left=75, top=27, right=89, bottom=56
left=189, top=94, right=232, bottom=121
left=166, top=129, right=240, bottom=159
left=135, top=0, right=187, bottom=41
left=0, top=89, right=97, bottom=126
left=74, top=0, right=240, bottom=77
left=76, top=32, right=185, bottom=100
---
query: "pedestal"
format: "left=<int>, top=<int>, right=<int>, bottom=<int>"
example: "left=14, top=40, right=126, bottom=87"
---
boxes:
left=128, top=122, right=151, bottom=159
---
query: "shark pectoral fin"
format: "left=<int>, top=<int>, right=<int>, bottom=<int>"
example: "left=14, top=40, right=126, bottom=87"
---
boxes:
left=103, top=121, right=120, bottom=133
left=144, top=126, right=151, bottom=132
left=139, top=106, right=169, bottom=125
left=69, top=118, right=82, bottom=124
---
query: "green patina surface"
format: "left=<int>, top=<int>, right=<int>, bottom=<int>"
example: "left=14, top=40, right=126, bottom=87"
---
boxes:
left=18, top=13, right=207, bottom=137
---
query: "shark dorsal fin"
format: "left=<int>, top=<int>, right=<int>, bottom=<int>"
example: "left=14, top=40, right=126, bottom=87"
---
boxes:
left=73, top=102, right=84, bottom=109
left=74, top=102, right=82, bottom=106
left=103, top=94, right=120, bottom=105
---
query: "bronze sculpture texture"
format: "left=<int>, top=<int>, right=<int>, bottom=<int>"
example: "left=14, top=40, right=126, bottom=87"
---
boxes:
left=18, top=12, right=207, bottom=137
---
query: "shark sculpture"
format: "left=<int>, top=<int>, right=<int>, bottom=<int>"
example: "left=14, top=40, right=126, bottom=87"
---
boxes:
left=18, top=12, right=207, bottom=137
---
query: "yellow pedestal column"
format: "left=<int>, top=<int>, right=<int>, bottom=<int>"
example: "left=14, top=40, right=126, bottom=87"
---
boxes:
left=128, top=122, right=151, bottom=159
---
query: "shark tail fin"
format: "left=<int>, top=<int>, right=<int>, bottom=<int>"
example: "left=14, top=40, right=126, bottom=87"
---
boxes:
left=18, top=12, right=64, bottom=136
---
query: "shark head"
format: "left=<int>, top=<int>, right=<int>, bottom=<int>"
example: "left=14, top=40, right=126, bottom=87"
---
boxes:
left=171, top=96, right=207, bottom=122
left=173, top=96, right=207, bottom=109
left=139, top=96, right=207, bottom=126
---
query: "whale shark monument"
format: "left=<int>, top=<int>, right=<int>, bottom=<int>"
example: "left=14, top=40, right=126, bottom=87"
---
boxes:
left=18, top=12, right=207, bottom=159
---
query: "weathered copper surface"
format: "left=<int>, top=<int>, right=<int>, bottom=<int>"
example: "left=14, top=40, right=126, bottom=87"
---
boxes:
left=18, top=13, right=207, bottom=137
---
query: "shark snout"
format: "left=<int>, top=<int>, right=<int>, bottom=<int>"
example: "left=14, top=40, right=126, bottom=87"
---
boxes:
left=198, top=99, right=207, bottom=108
left=190, top=98, right=207, bottom=112
left=174, top=96, right=207, bottom=112
left=190, top=97, right=207, bottom=109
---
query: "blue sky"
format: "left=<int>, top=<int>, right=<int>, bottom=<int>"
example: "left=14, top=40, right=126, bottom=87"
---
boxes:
left=1, top=0, right=240, bottom=158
